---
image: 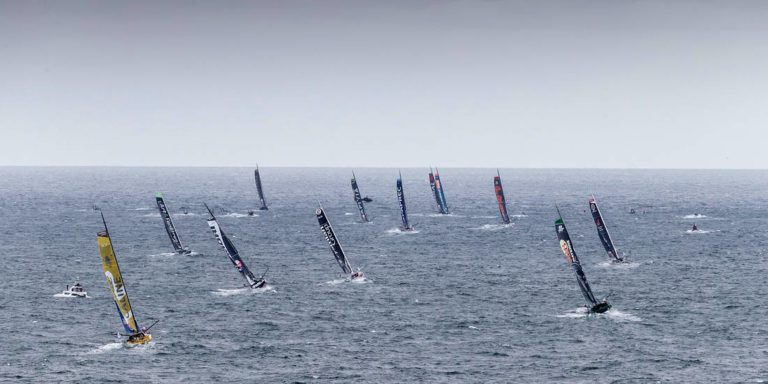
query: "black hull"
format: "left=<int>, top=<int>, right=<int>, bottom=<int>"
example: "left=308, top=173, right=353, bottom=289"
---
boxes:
left=591, top=302, right=611, bottom=313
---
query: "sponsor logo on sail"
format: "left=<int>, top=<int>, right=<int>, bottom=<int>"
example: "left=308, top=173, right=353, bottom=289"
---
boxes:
left=105, top=271, right=126, bottom=301
left=559, top=240, right=573, bottom=263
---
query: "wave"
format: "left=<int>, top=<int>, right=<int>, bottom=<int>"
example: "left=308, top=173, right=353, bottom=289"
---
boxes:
left=683, top=214, right=707, bottom=219
left=173, top=212, right=199, bottom=217
left=344, top=212, right=354, bottom=216
left=596, top=260, right=641, bottom=269
left=511, top=214, right=528, bottom=218
left=212, top=287, right=250, bottom=296
left=142, top=213, right=160, bottom=217
left=134, top=207, right=152, bottom=211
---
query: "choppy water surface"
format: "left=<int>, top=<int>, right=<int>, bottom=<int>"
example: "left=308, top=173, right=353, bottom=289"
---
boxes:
left=1, top=167, right=768, bottom=383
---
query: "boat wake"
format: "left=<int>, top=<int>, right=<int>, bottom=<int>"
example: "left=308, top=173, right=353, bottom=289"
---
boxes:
left=53, top=293, right=91, bottom=298
left=556, top=307, right=641, bottom=321
left=596, top=260, right=640, bottom=269
left=86, top=342, right=123, bottom=355
left=142, top=213, right=160, bottom=217
left=212, top=287, right=249, bottom=296
left=683, top=214, right=707, bottom=219
left=472, top=223, right=514, bottom=231
left=134, top=207, right=152, bottom=211
left=148, top=252, right=178, bottom=258
left=386, top=228, right=420, bottom=234
left=686, top=229, right=714, bottom=234
left=322, top=276, right=368, bottom=285
left=512, top=214, right=528, bottom=218
left=223, top=212, right=254, bottom=218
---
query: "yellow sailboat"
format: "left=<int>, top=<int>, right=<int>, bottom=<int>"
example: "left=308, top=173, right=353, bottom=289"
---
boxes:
left=97, top=212, right=153, bottom=345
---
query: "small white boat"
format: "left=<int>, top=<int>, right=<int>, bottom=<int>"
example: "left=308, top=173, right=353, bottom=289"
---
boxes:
left=61, top=282, right=87, bottom=298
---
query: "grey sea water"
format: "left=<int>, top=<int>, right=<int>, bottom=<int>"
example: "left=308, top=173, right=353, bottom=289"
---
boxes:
left=1, top=167, right=767, bottom=383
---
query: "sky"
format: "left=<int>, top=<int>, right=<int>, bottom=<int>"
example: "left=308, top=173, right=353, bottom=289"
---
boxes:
left=1, top=0, right=768, bottom=168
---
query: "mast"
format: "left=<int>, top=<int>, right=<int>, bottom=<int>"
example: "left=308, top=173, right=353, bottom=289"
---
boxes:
left=97, top=212, right=140, bottom=334
left=316, top=206, right=353, bottom=275
left=494, top=169, right=511, bottom=224
left=350, top=171, right=369, bottom=222
left=155, top=193, right=186, bottom=253
left=254, top=165, right=268, bottom=210
left=554, top=209, right=599, bottom=307
left=204, top=203, right=263, bottom=287
left=589, top=196, right=622, bottom=262
left=397, top=170, right=412, bottom=230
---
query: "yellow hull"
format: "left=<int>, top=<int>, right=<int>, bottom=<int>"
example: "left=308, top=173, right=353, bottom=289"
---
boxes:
left=125, top=333, right=152, bottom=345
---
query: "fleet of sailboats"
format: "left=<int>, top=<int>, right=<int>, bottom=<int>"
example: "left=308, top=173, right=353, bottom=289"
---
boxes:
left=85, top=167, right=635, bottom=344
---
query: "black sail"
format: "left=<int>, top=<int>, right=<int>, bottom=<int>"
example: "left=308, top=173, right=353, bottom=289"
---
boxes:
left=254, top=166, right=268, bottom=210
left=397, top=172, right=412, bottom=230
left=589, top=198, right=621, bottom=262
left=555, top=216, right=598, bottom=306
left=316, top=207, right=353, bottom=275
left=205, top=203, right=264, bottom=288
left=155, top=193, right=186, bottom=253
left=350, top=172, right=369, bottom=222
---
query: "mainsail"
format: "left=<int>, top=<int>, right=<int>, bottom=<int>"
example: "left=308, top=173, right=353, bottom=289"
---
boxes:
left=254, top=165, right=268, bottom=210
left=428, top=169, right=444, bottom=214
left=589, top=197, right=622, bottom=262
left=97, top=213, right=140, bottom=334
left=555, top=212, right=599, bottom=307
left=434, top=168, right=449, bottom=214
left=205, top=203, right=265, bottom=288
left=155, top=193, right=189, bottom=254
left=397, top=171, right=413, bottom=230
left=316, top=207, right=353, bottom=275
left=350, top=171, right=369, bottom=222
left=494, top=170, right=511, bottom=224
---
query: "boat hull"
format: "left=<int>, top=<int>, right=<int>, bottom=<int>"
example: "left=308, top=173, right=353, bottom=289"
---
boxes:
left=591, top=302, right=612, bottom=313
left=125, top=333, right=152, bottom=345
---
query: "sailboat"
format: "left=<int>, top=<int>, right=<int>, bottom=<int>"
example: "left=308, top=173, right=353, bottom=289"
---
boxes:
left=97, top=212, right=154, bottom=345
left=254, top=165, right=268, bottom=211
left=316, top=206, right=362, bottom=280
left=589, top=197, right=623, bottom=262
left=396, top=171, right=414, bottom=231
left=428, top=168, right=445, bottom=214
left=204, top=203, right=267, bottom=289
left=350, top=171, right=370, bottom=222
left=433, top=167, right=449, bottom=214
left=493, top=170, right=511, bottom=224
left=155, top=193, right=191, bottom=254
left=555, top=208, right=611, bottom=313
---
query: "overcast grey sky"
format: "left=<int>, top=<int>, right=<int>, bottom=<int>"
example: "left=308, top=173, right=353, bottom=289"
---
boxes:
left=1, top=1, right=767, bottom=168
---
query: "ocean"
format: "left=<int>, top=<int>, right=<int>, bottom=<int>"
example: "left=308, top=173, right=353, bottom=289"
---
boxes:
left=1, top=167, right=767, bottom=383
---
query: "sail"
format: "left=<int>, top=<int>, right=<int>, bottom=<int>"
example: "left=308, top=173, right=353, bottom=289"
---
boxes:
left=316, top=207, right=353, bottom=275
left=555, top=216, right=598, bottom=306
left=429, top=168, right=445, bottom=214
left=434, top=168, right=449, bottom=214
left=350, top=172, right=369, bottom=222
left=205, top=204, right=262, bottom=287
left=155, top=193, right=185, bottom=253
left=397, top=172, right=411, bottom=230
left=589, top=198, right=621, bottom=261
left=254, top=166, right=268, bottom=210
left=494, top=171, right=511, bottom=224
left=97, top=215, right=140, bottom=334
